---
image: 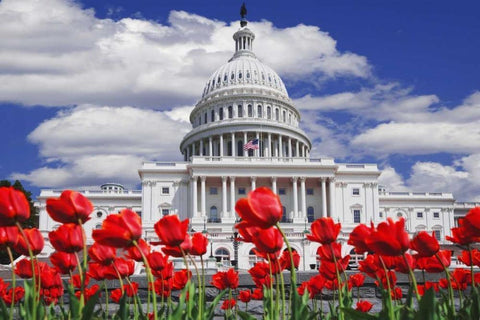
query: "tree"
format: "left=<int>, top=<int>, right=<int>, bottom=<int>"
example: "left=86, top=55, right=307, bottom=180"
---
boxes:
left=0, top=180, right=39, bottom=264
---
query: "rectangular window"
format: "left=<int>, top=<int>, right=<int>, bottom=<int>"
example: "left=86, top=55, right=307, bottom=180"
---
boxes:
left=279, top=188, right=286, bottom=195
left=433, top=212, right=440, bottom=218
left=162, top=187, right=169, bottom=194
left=434, top=229, right=442, bottom=240
left=219, top=108, right=224, bottom=120
left=210, top=187, right=218, bottom=195
left=417, top=212, right=423, bottom=218
left=379, top=212, right=383, bottom=218
left=307, top=188, right=314, bottom=195
left=353, top=210, right=361, bottom=223
left=238, top=187, right=246, bottom=195
left=238, top=105, right=243, bottom=117
left=352, top=188, right=360, bottom=196
left=161, top=209, right=169, bottom=216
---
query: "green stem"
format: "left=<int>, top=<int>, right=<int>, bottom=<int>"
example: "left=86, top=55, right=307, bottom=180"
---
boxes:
left=276, top=223, right=298, bottom=317
left=78, top=219, right=88, bottom=312
left=435, top=253, right=455, bottom=315
left=267, top=255, right=275, bottom=319
left=328, top=244, right=344, bottom=320
left=125, top=277, right=138, bottom=320
left=200, top=255, right=206, bottom=317
left=402, top=253, right=421, bottom=301
left=132, top=240, right=157, bottom=320
left=277, top=259, right=286, bottom=319
left=468, top=245, right=475, bottom=288
left=378, top=256, right=394, bottom=320
left=188, top=254, right=202, bottom=319
left=103, top=280, right=109, bottom=320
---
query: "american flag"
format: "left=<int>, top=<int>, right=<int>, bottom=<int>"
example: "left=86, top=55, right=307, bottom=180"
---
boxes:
left=243, top=138, right=259, bottom=150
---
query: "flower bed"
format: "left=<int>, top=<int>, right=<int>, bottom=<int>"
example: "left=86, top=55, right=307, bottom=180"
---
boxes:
left=0, top=186, right=480, bottom=319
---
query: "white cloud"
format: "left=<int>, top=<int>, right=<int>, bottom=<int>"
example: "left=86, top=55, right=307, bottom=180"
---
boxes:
left=378, top=166, right=408, bottom=192
left=0, top=0, right=370, bottom=108
left=10, top=105, right=191, bottom=187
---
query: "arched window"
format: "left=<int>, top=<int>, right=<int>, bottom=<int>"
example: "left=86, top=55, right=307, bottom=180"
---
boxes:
left=211, top=110, right=215, bottom=122
left=227, top=141, right=232, bottom=156
left=237, top=105, right=243, bottom=117
left=209, top=206, right=219, bottom=223
left=307, top=207, right=314, bottom=222
left=249, top=248, right=260, bottom=267
left=215, top=248, right=230, bottom=265
left=283, top=110, right=286, bottom=122
left=237, top=140, right=244, bottom=157
left=219, top=108, right=224, bottom=120
left=204, top=112, right=207, bottom=124
left=248, top=105, right=253, bottom=117
left=275, top=108, right=279, bottom=120
left=267, top=106, right=271, bottom=119
left=228, top=106, right=233, bottom=118
left=257, top=105, right=262, bottom=118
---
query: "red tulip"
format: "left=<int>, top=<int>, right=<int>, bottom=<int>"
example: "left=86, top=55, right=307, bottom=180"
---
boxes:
left=245, top=226, right=283, bottom=255
left=14, top=258, right=34, bottom=279
left=391, top=287, right=403, bottom=300
left=211, top=268, right=239, bottom=290
left=279, top=248, right=300, bottom=270
left=248, top=262, right=273, bottom=288
left=235, top=187, right=283, bottom=229
left=153, top=277, right=173, bottom=298
left=395, top=253, right=415, bottom=274
left=103, top=258, right=135, bottom=279
left=92, top=209, right=142, bottom=248
left=2, top=287, right=25, bottom=305
left=307, top=217, right=341, bottom=245
left=172, top=269, right=191, bottom=290
left=125, top=238, right=150, bottom=262
left=50, top=251, right=77, bottom=274
left=308, top=274, right=326, bottom=297
left=88, top=242, right=116, bottom=265
left=190, top=232, right=208, bottom=256
left=317, top=242, right=343, bottom=262
left=446, top=219, right=480, bottom=245
left=71, top=274, right=89, bottom=288
left=348, top=223, right=374, bottom=254
left=221, top=298, right=236, bottom=310
left=0, top=187, right=30, bottom=226
left=358, top=254, right=380, bottom=279
left=161, top=235, right=192, bottom=257
left=49, top=223, right=84, bottom=253
left=147, top=251, right=169, bottom=277
left=75, top=284, right=100, bottom=301
left=463, top=207, right=480, bottom=236
left=110, top=288, right=122, bottom=303
left=154, top=215, right=189, bottom=247
left=416, top=250, right=451, bottom=273
left=0, top=226, right=19, bottom=249
left=411, top=231, right=439, bottom=257
left=356, top=300, right=373, bottom=312
left=251, top=288, right=263, bottom=300
left=46, top=190, right=93, bottom=224
left=365, top=218, right=410, bottom=256
left=458, top=249, right=480, bottom=267
left=417, top=281, right=439, bottom=296
left=319, top=256, right=350, bottom=280
left=87, top=262, right=108, bottom=281
left=14, top=228, right=44, bottom=256
left=374, top=270, right=397, bottom=289
left=349, top=273, right=365, bottom=288
left=238, top=290, right=251, bottom=303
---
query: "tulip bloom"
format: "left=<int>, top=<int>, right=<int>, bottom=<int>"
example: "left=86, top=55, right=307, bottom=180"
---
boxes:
left=221, top=299, right=236, bottom=310
left=349, top=273, right=365, bottom=288
left=317, top=242, right=343, bottom=262
left=416, top=250, right=451, bottom=273
left=365, top=218, right=410, bottom=256
left=356, top=300, right=373, bottom=312
left=2, top=287, right=25, bottom=305
left=87, top=262, right=108, bottom=281
left=463, top=207, right=480, bottom=236
left=49, top=223, right=84, bottom=253
left=147, top=251, right=169, bottom=277
left=235, top=187, right=283, bottom=229
left=190, top=232, right=208, bottom=256
left=172, top=269, right=191, bottom=290
left=238, top=290, right=252, bottom=303
left=458, top=249, right=480, bottom=267
left=245, top=226, right=283, bottom=255
left=92, top=209, right=142, bottom=248
left=0, top=187, right=30, bottom=226
left=308, top=274, right=326, bottom=297
left=125, top=238, right=150, bottom=262
left=410, top=231, right=439, bottom=257
left=211, top=268, right=239, bottom=290
left=0, top=226, right=18, bottom=250
left=307, top=217, right=341, bottom=245
left=248, top=262, right=273, bottom=288
left=88, top=242, right=116, bottom=265
left=251, top=288, right=263, bottom=300
left=279, top=248, right=300, bottom=270
left=161, top=235, right=193, bottom=258
left=14, top=228, right=44, bottom=256
left=75, top=284, right=100, bottom=301
left=50, top=251, right=77, bottom=274
left=46, top=190, right=93, bottom=224
left=446, top=219, right=480, bottom=245
left=154, top=215, right=189, bottom=247
left=348, top=223, right=374, bottom=254
left=103, top=258, right=135, bottom=279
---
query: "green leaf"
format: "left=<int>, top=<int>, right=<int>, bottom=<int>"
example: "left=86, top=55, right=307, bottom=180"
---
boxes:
left=342, top=308, right=378, bottom=320
left=414, top=288, right=441, bottom=320
left=204, top=289, right=227, bottom=320
left=238, top=310, right=257, bottom=320
left=81, top=288, right=101, bottom=320
left=114, top=294, right=129, bottom=320
left=0, top=299, right=10, bottom=320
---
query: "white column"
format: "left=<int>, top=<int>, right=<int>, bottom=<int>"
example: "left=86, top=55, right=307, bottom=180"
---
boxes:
left=321, top=178, right=327, bottom=218
left=219, top=134, right=224, bottom=157
left=256, top=132, right=260, bottom=157
left=251, top=177, right=256, bottom=190
left=303, top=145, right=306, bottom=158
left=192, top=142, right=196, bottom=156
left=329, top=178, right=336, bottom=218
left=268, top=133, right=272, bottom=157
left=279, top=135, right=283, bottom=158
left=231, top=132, right=236, bottom=157
left=229, top=177, right=235, bottom=218
left=221, top=176, right=227, bottom=218
left=243, top=132, right=248, bottom=158
left=300, top=177, right=306, bottom=219
left=199, top=140, right=204, bottom=156
left=296, top=140, right=299, bottom=158
left=192, top=176, right=198, bottom=218
left=200, top=176, right=206, bottom=219
left=292, top=177, right=298, bottom=220
left=209, top=137, right=213, bottom=156
left=288, top=137, right=292, bottom=158
left=271, top=177, right=277, bottom=194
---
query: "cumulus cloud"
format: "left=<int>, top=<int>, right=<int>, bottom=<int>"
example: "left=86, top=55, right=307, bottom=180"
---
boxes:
left=378, top=166, right=408, bottom=191
left=0, top=0, right=370, bottom=108
left=10, top=105, right=191, bottom=188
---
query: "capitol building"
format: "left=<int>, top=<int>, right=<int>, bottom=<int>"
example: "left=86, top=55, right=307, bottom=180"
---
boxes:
left=37, top=13, right=478, bottom=270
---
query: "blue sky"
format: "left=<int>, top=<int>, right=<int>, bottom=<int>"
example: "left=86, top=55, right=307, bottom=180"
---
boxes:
left=1, top=0, right=479, bottom=201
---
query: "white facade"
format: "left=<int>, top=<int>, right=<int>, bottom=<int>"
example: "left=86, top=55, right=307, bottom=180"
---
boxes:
left=36, top=17, right=476, bottom=270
